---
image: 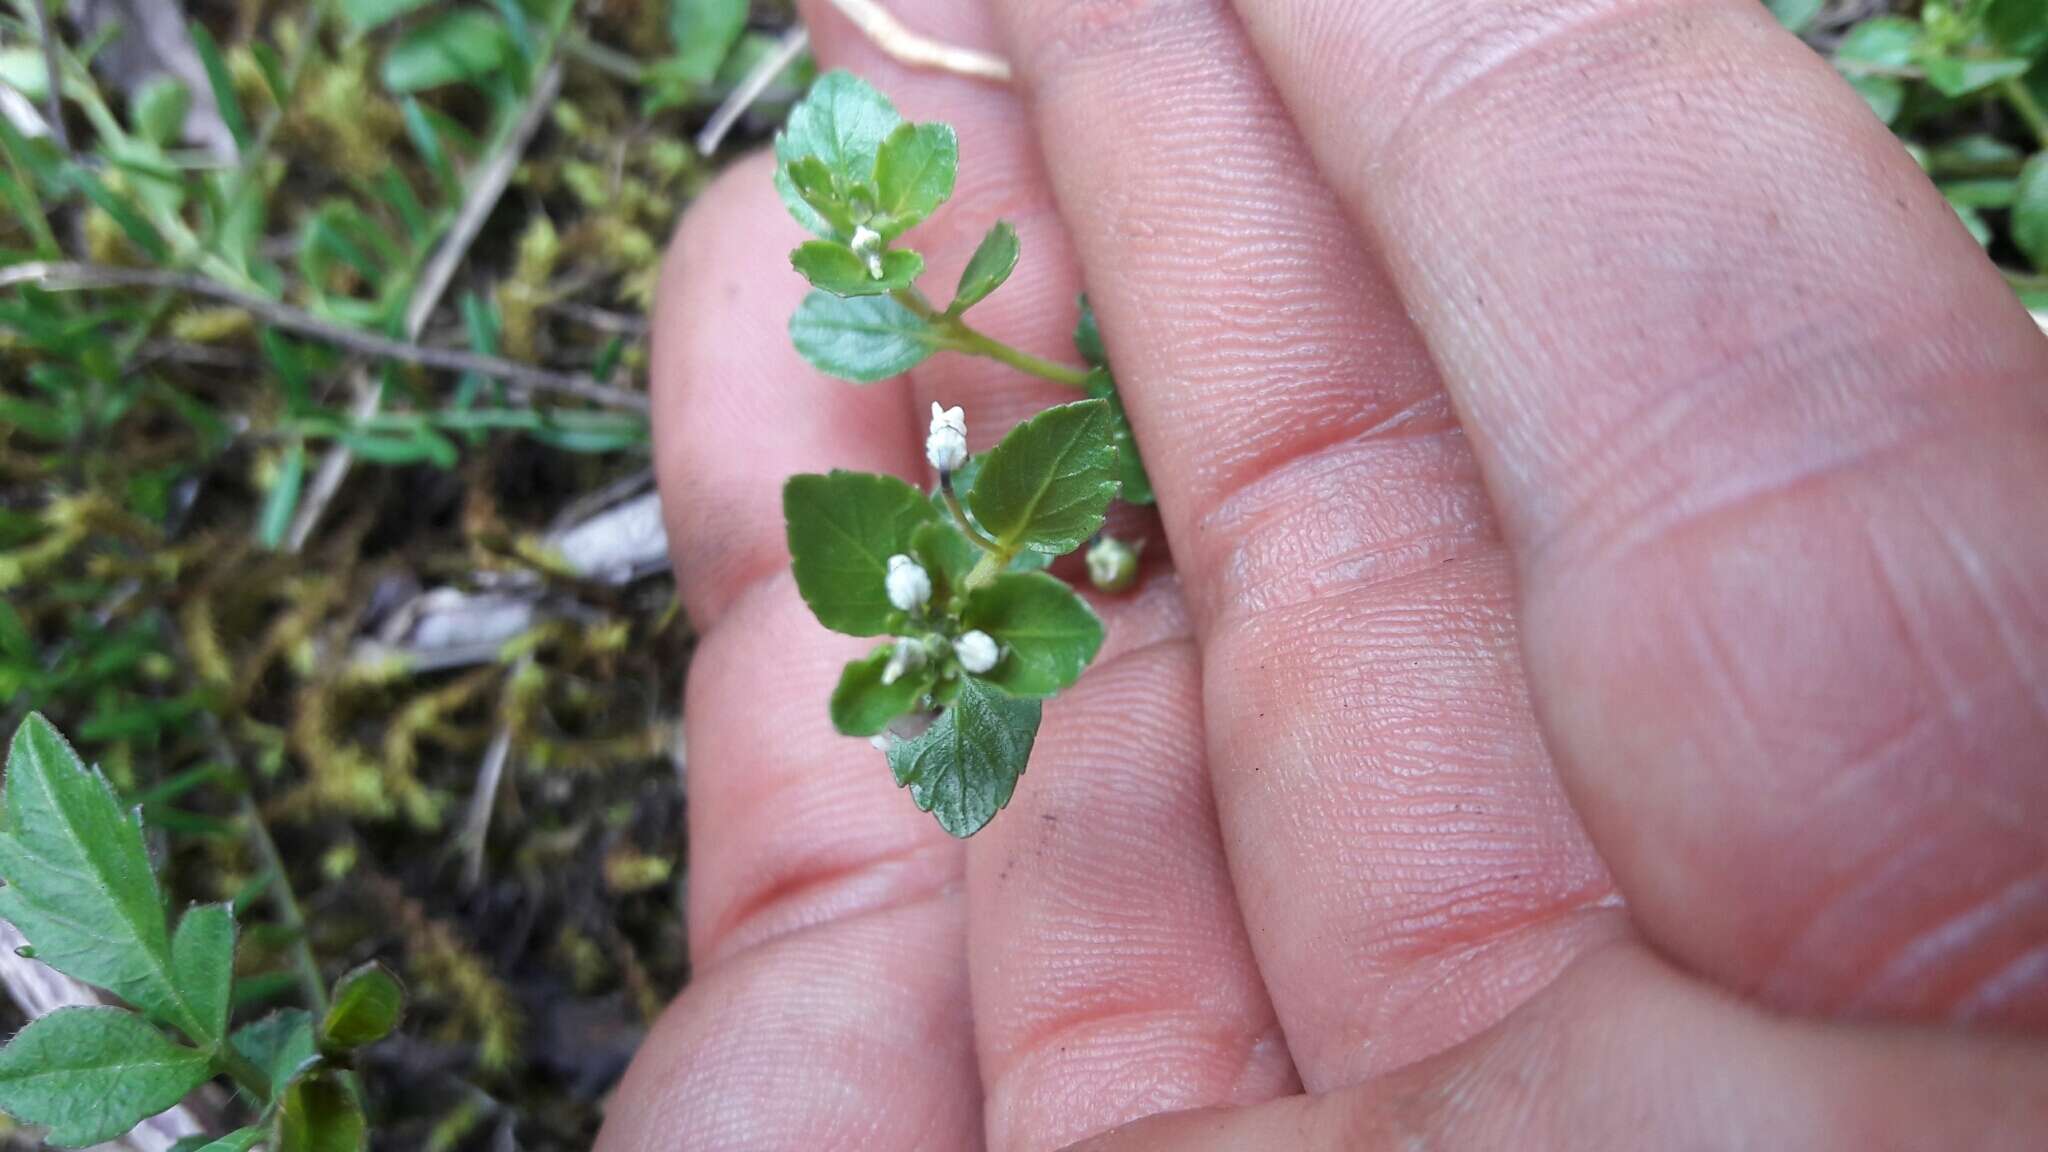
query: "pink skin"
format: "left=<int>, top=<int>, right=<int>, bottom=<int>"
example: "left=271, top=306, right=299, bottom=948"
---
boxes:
left=598, top=0, right=2048, bottom=1148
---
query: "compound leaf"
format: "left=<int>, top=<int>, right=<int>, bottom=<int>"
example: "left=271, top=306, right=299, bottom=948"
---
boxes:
left=0, top=1006, right=209, bottom=1148
left=0, top=716, right=210, bottom=1043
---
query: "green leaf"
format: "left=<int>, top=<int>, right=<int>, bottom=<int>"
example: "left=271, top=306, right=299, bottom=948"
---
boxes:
left=966, top=400, right=1120, bottom=555
left=886, top=677, right=1039, bottom=838
left=1765, top=0, right=1824, bottom=32
left=782, top=155, right=857, bottom=238
left=341, top=0, right=437, bottom=31
left=0, top=716, right=212, bottom=1043
left=381, top=9, right=515, bottom=94
left=960, top=573, right=1104, bottom=699
left=871, top=122, right=957, bottom=238
left=1848, top=74, right=1906, bottom=124
left=1074, top=294, right=1108, bottom=367
left=911, top=520, right=980, bottom=609
left=320, top=963, right=404, bottom=1051
left=790, top=241, right=924, bottom=296
left=949, top=221, right=1019, bottom=315
left=0, top=1006, right=210, bottom=1148
left=1083, top=367, right=1155, bottom=506
left=1835, top=17, right=1921, bottom=69
left=2014, top=155, right=2048, bottom=271
left=131, top=79, right=191, bottom=147
left=784, top=471, right=938, bottom=636
left=789, top=292, right=946, bottom=382
left=1985, top=0, right=2048, bottom=56
left=667, top=0, right=750, bottom=85
left=831, top=646, right=938, bottom=737
left=187, top=23, right=249, bottom=154
left=1919, top=54, right=2032, bottom=98
left=776, top=71, right=903, bottom=199
left=278, top=1075, right=365, bottom=1152
left=169, top=904, right=234, bottom=1049
left=1939, top=177, right=2017, bottom=208
left=185, top=1128, right=265, bottom=1152
left=69, top=169, right=169, bottom=263
left=232, top=1010, right=319, bottom=1094
left=259, top=440, right=306, bottom=550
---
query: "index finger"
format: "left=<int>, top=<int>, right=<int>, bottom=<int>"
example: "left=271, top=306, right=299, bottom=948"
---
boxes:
left=1231, top=0, right=2048, bottom=1022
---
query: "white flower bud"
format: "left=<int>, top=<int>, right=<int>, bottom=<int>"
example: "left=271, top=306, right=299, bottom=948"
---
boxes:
left=1086, top=536, right=1141, bottom=593
left=927, top=403, right=969, bottom=474
left=880, top=638, right=925, bottom=686
left=851, top=225, right=886, bottom=280
left=953, top=630, right=1001, bottom=675
left=885, top=554, right=931, bottom=612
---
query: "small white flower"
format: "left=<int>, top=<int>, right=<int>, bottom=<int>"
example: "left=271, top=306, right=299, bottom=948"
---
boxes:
left=885, top=554, right=931, bottom=612
left=927, top=403, right=969, bottom=473
left=953, top=630, right=1001, bottom=675
left=1086, top=536, right=1140, bottom=593
left=850, top=225, right=886, bottom=280
left=880, top=638, right=925, bottom=686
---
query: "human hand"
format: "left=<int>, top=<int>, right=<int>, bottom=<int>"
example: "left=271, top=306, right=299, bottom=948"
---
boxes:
left=596, top=0, right=2048, bottom=1147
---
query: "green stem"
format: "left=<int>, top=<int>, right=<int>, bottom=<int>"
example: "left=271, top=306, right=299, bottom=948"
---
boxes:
left=2004, top=267, right=2048, bottom=294
left=949, top=326, right=1095, bottom=388
left=215, top=1044, right=275, bottom=1104
left=940, top=475, right=1002, bottom=554
left=111, top=0, right=333, bottom=365
left=963, top=548, right=1009, bottom=590
left=564, top=30, right=646, bottom=84
left=239, top=793, right=330, bottom=1019
left=893, top=289, right=1093, bottom=389
left=2002, top=78, right=2048, bottom=152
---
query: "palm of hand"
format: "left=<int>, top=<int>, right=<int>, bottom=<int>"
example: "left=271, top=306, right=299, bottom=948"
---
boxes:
left=599, top=0, right=2048, bottom=1148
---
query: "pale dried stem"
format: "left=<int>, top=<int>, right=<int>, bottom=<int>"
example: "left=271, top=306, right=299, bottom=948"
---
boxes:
left=819, top=0, right=1012, bottom=83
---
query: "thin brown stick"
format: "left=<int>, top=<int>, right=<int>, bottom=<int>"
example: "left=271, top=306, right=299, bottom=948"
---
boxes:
left=1, top=262, right=647, bottom=410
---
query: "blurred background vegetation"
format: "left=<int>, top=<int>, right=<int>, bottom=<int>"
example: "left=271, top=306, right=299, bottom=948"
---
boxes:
left=0, top=0, right=2040, bottom=1147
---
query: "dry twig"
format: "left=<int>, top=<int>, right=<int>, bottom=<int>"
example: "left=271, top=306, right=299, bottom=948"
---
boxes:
left=818, top=0, right=1012, bottom=82
left=0, top=262, right=646, bottom=410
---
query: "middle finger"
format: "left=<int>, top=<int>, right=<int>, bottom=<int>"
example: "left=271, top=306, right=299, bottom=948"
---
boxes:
left=990, top=0, right=1625, bottom=1093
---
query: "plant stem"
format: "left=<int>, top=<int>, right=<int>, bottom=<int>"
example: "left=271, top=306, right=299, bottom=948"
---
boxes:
left=2003, top=78, right=2048, bottom=151
left=239, top=793, right=330, bottom=1019
left=110, top=0, right=334, bottom=366
left=563, top=30, right=645, bottom=84
left=964, top=548, right=1008, bottom=590
left=948, top=326, right=1095, bottom=388
left=216, top=1043, right=275, bottom=1104
left=940, top=475, right=1002, bottom=553
left=892, top=288, right=1093, bottom=389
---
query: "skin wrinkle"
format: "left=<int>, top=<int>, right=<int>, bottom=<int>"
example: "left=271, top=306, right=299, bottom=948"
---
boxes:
left=972, top=632, right=1291, bottom=1150
left=1191, top=403, right=1480, bottom=624
left=1858, top=867, right=2048, bottom=1016
left=699, top=833, right=963, bottom=968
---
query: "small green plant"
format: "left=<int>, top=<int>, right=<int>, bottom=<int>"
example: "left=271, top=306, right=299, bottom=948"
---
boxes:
left=0, top=715, right=403, bottom=1150
left=772, top=72, right=1152, bottom=837
left=1785, top=0, right=2048, bottom=303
